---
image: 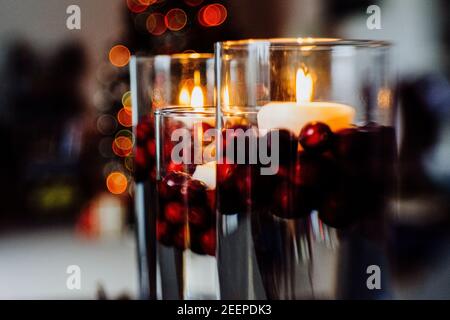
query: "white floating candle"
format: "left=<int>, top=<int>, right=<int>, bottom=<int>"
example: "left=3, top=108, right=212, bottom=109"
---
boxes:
left=192, top=160, right=216, bottom=190
left=257, top=68, right=355, bottom=134
left=257, top=101, right=355, bottom=134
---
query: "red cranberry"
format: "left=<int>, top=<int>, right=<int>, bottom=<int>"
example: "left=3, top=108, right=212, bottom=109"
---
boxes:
left=134, top=146, right=149, bottom=182
left=156, top=220, right=173, bottom=246
left=135, top=146, right=147, bottom=168
left=206, top=190, right=216, bottom=214
left=264, top=129, right=298, bottom=166
left=200, top=228, right=216, bottom=256
left=234, top=165, right=252, bottom=196
left=271, top=179, right=315, bottom=219
left=334, top=124, right=396, bottom=196
left=182, top=179, right=208, bottom=206
left=163, top=142, right=174, bottom=161
left=218, top=179, right=246, bottom=215
left=269, top=152, right=338, bottom=219
left=190, top=234, right=205, bottom=256
left=167, top=161, right=185, bottom=173
left=147, top=139, right=156, bottom=159
left=164, top=202, right=186, bottom=225
left=136, top=117, right=154, bottom=145
left=159, top=171, right=190, bottom=201
left=188, top=207, right=209, bottom=229
left=318, top=190, right=357, bottom=229
left=294, top=152, right=338, bottom=191
left=217, top=155, right=257, bottom=215
left=251, top=165, right=279, bottom=210
left=173, top=226, right=187, bottom=250
left=217, top=162, right=237, bottom=182
left=299, top=122, right=333, bottom=153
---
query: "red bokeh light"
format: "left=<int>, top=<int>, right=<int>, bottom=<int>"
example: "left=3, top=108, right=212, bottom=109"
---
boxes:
left=165, top=8, right=187, bottom=31
left=112, top=134, right=133, bottom=157
left=146, top=12, right=167, bottom=35
left=117, top=108, right=132, bottom=127
left=198, top=4, right=227, bottom=27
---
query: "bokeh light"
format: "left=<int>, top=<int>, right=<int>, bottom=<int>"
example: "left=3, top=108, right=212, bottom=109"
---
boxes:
left=115, top=135, right=133, bottom=152
left=109, top=45, right=131, bottom=67
left=97, top=114, right=118, bottom=135
left=124, top=155, right=135, bottom=172
left=122, top=91, right=132, bottom=114
left=198, top=4, right=227, bottom=27
left=184, top=0, right=204, bottom=6
left=113, top=130, right=135, bottom=157
left=127, top=0, right=155, bottom=13
left=106, top=172, right=128, bottom=195
left=165, top=8, right=187, bottom=31
left=117, top=107, right=132, bottom=127
left=146, top=13, right=167, bottom=36
left=112, top=141, right=132, bottom=157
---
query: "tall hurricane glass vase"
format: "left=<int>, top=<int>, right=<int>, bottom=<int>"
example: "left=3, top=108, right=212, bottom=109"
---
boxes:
left=214, top=38, right=397, bottom=299
left=154, top=107, right=219, bottom=300
left=130, top=53, right=215, bottom=299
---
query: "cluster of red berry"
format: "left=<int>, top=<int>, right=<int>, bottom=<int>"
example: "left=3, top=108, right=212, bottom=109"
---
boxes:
left=155, top=120, right=217, bottom=256
left=134, top=116, right=156, bottom=182
left=217, top=121, right=396, bottom=229
left=157, top=171, right=216, bottom=256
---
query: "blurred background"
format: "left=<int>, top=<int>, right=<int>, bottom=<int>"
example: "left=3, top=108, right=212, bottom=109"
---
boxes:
left=0, top=0, right=448, bottom=299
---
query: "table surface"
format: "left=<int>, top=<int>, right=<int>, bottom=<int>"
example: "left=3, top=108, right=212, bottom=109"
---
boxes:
left=0, top=227, right=138, bottom=299
left=0, top=226, right=449, bottom=299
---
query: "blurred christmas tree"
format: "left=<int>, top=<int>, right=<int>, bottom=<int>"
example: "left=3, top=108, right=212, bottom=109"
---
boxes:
left=96, top=0, right=236, bottom=208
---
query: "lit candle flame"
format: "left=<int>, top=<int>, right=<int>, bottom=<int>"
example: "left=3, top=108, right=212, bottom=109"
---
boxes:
left=191, top=86, right=204, bottom=109
left=191, top=70, right=204, bottom=109
left=296, top=68, right=313, bottom=103
left=179, top=86, right=191, bottom=106
left=178, top=70, right=205, bottom=109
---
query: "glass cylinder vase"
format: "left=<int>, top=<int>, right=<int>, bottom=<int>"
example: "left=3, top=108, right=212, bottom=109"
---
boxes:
left=215, top=38, right=397, bottom=299
left=154, top=107, right=219, bottom=299
left=130, top=53, right=215, bottom=299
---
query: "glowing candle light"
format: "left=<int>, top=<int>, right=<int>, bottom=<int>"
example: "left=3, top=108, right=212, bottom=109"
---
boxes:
left=179, top=86, right=191, bottom=106
left=257, top=67, right=355, bottom=134
left=191, top=70, right=204, bottom=109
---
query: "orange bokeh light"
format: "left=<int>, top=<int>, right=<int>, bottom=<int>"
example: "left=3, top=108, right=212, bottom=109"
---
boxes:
left=146, top=13, right=167, bottom=35
left=198, top=4, right=227, bottom=27
left=106, top=172, right=128, bottom=195
left=117, top=107, right=132, bottom=127
left=112, top=142, right=131, bottom=157
left=109, top=45, right=131, bottom=67
left=112, top=136, right=133, bottom=157
left=165, top=8, right=187, bottom=31
left=115, top=135, right=133, bottom=151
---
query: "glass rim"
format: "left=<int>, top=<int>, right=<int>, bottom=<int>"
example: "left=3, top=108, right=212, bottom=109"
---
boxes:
left=131, top=53, right=214, bottom=62
left=216, top=38, right=391, bottom=50
left=155, top=106, right=216, bottom=118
